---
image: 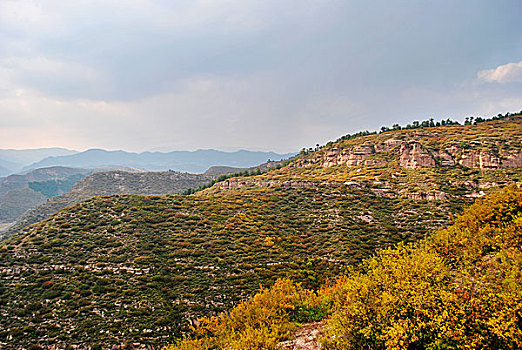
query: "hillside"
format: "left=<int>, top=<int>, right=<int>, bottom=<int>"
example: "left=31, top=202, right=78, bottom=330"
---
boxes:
left=0, top=167, right=92, bottom=225
left=0, top=167, right=91, bottom=198
left=1, top=171, right=216, bottom=240
left=0, top=115, right=520, bottom=348
left=169, top=185, right=522, bottom=349
left=208, top=116, right=521, bottom=198
left=26, top=149, right=295, bottom=174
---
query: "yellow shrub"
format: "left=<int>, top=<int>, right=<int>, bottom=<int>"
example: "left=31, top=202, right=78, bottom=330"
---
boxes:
left=167, top=278, right=320, bottom=350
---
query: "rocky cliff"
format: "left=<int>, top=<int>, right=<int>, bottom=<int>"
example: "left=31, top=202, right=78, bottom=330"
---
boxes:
left=203, top=116, right=522, bottom=202
left=292, top=132, right=521, bottom=170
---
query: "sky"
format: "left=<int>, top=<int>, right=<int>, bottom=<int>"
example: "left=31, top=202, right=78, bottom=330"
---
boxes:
left=0, top=0, right=521, bottom=153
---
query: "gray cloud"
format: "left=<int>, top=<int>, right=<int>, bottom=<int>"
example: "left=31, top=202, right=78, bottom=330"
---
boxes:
left=0, top=0, right=521, bottom=152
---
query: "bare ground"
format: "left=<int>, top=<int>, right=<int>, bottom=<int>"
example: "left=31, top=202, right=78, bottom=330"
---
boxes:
left=278, top=322, right=323, bottom=350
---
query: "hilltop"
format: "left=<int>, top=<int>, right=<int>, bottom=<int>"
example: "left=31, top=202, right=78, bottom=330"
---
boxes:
left=0, top=114, right=520, bottom=348
left=203, top=159, right=288, bottom=176
left=1, top=171, right=215, bottom=240
left=209, top=115, right=521, bottom=197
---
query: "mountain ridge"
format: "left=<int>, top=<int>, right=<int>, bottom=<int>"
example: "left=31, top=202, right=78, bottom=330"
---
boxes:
left=0, top=114, right=520, bottom=347
left=0, top=148, right=79, bottom=175
left=25, top=149, right=296, bottom=174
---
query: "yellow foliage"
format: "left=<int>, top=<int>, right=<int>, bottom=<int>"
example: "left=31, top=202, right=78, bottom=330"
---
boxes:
left=165, top=186, right=522, bottom=350
left=321, top=185, right=522, bottom=349
left=166, top=278, right=321, bottom=350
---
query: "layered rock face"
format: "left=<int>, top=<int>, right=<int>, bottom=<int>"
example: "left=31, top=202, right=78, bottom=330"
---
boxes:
left=399, top=142, right=436, bottom=168
left=293, top=139, right=521, bottom=170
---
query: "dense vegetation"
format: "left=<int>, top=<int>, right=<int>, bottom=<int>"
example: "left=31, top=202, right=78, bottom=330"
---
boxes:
left=168, top=185, right=522, bottom=349
left=0, top=115, right=520, bottom=348
left=0, top=187, right=462, bottom=347
left=28, top=174, right=86, bottom=198
left=2, top=171, right=215, bottom=240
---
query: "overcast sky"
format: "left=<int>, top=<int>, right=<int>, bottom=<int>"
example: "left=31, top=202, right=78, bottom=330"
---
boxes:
left=0, top=0, right=521, bottom=153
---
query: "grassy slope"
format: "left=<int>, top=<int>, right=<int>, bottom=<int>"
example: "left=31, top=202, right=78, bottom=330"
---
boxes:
left=0, top=116, right=520, bottom=347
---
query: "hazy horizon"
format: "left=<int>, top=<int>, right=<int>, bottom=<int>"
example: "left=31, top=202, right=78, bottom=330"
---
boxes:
left=1, top=109, right=521, bottom=154
left=1, top=1, right=521, bottom=153
left=0, top=146, right=298, bottom=154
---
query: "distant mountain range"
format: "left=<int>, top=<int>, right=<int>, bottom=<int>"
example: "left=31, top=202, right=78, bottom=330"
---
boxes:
left=25, top=149, right=295, bottom=174
left=0, top=148, right=77, bottom=175
left=0, top=164, right=12, bottom=178
left=0, top=147, right=294, bottom=237
left=0, top=148, right=295, bottom=176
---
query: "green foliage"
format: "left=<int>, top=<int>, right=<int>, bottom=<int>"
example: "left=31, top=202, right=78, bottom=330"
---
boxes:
left=28, top=174, right=85, bottom=198
left=166, top=279, right=322, bottom=350
left=0, top=185, right=462, bottom=347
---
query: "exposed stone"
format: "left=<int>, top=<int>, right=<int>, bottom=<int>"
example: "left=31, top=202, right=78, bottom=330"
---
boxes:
left=399, top=142, right=436, bottom=169
left=460, top=150, right=501, bottom=169
left=370, top=188, right=392, bottom=196
left=284, top=137, right=522, bottom=171
left=446, top=145, right=460, bottom=157
left=344, top=145, right=375, bottom=166
left=478, top=181, right=498, bottom=189
left=405, top=190, right=448, bottom=201
left=465, top=191, right=486, bottom=198
left=432, top=150, right=455, bottom=166
left=344, top=181, right=364, bottom=188
left=218, top=179, right=320, bottom=191
left=375, top=138, right=404, bottom=152
left=463, top=181, right=478, bottom=189
left=502, top=152, right=522, bottom=168
left=278, top=322, right=323, bottom=350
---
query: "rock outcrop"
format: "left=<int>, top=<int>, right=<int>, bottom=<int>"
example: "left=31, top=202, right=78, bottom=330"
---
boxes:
left=292, top=138, right=521, bottom=171
left=459, top=150, right=501, bottom=169
left=501, top=152, right=522, bottom=168
left=278, top=322, right=323, bottom=350
left=403, top=190, right=449, bottom=201
left=432, top=149, right=456, bottom=166
left=399, top=142, right=436, bottom=168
